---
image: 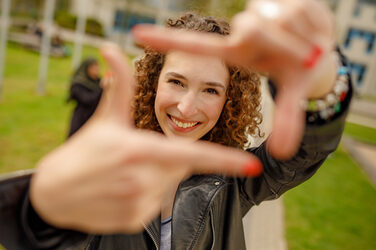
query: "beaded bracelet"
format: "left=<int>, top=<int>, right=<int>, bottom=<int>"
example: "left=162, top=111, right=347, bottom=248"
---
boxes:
left=302, top=53, right=350, bottom=123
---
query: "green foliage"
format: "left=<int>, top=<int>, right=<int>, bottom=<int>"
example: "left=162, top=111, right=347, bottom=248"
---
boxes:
left=10, top=0, right=75, bottom=20
left=85, top=18, right=105, bottom=37
left=284, top=145, right=376, bottom=249
left=183, top=0, right=212, bottom=16
left=55, top=11, right=77, bottom=31
left=10, top=0, right=43, bottom=19
left=175, top=0, right=247, bottom=18
left=54, top=11, right=105, bottom=37
left=219, top=0, right=247, bottom=18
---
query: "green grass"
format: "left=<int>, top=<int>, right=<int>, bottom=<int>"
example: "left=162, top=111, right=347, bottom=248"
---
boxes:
left=0, top=42, right=101, bottom=174
left=344, top=122, right=376, bottom=146
left=359, top=94, right=376, bottom=104
left=284, top=110, right=376, bottom=250
left=284, top=145, right=376, bottom=249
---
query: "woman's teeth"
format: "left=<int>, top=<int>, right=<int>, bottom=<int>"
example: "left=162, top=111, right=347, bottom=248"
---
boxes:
left=171, top=116, right=198, bottom=128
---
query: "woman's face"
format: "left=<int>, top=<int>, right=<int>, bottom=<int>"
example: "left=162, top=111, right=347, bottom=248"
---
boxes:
left=87, top=62, right=100, bottom=80
left=155, top=51, right=229, bottom=141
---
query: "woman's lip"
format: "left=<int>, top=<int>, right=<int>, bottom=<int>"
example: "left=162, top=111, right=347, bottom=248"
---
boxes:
left=169, top=114, right=199, bottom=124
left=167, top=115, right=201, bottom=133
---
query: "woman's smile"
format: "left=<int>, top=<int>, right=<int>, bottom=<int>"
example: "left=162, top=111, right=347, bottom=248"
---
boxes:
left=168, top=114, right=201, bottom=132
left=154, top=51, right=229, bottom=141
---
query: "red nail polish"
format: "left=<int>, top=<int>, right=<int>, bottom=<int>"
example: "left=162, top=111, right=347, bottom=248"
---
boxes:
left=303, top=45, right=323, bottom=69
left=243, top=160, right=263, bottom=177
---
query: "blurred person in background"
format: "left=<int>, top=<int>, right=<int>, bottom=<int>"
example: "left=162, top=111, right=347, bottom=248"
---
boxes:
left=67, top=58, right=102, bottom=137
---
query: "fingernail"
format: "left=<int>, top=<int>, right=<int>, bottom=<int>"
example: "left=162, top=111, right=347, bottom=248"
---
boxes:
left=105, top=71, right=112, bottom=78
left=303, top=45, right=323, bottom=69
left=243, top=159, right=263, bottom=177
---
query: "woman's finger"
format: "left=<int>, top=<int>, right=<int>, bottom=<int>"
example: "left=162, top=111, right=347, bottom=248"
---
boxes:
left=130, top=134, right=263, bottom=177
left=252, top=0, right=334, bottom=50
left=132, top=25, right=230, bottom=58
left=96, top=43, right=135, bottom=124
left=266, top=77, right=306, bottom=159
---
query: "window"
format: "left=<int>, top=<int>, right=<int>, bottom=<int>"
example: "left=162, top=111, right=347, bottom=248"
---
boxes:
left=349, top=62, right=367, bottom=87
left=114, top=10, right=126, bottom=31
left=345, top=28, right=376, bottom=54
left=354, top=0, right=376, bottom=18
left=113, top=10, right=156, bottom=33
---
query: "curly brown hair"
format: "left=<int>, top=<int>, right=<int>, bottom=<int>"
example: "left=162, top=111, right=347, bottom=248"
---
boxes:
left=133, top=13, right=263, bottom=149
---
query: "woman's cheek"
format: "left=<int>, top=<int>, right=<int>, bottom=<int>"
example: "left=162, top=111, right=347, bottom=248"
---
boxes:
left=206, top=101, right=226, bottom=125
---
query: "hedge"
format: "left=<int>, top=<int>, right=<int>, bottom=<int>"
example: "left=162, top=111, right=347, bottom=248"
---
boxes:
left=55, top=11, right=105, bottom=37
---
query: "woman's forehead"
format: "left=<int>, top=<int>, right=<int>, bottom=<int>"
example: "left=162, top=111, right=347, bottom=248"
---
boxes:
left=163, top=51, right=229, bottom=81
left=165, top=51, right=225, bottom=65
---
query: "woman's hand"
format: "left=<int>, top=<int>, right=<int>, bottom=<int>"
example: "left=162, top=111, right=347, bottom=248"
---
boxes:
left=30, top=44, right=261, bottom=234
left=132, top=0, right=337, bottom=159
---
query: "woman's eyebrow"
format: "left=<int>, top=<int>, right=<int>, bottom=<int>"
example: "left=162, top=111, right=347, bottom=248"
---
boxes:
left=165, top=72, right=187, bottom=80
left=205, top=82, right=226, bottom=91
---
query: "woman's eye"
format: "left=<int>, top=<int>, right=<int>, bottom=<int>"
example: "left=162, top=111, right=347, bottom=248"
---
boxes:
left=168, top=79, right=184, bottom=87
left=205, top=88, right=219, bottom=95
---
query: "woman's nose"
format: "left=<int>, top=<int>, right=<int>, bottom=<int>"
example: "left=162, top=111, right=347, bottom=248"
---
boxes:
left=177, top=92, right=199, bottom=118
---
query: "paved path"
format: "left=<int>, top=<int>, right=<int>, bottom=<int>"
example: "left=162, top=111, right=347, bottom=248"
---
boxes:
left=244, top=199, right=287, bottom=250
left=349, top=99, right=376, bottom=119
left=347, top=99, right=376, bottom=129
left=342, top=136, right=376, bottom=187
left=243, top=81, right=287, bottom=250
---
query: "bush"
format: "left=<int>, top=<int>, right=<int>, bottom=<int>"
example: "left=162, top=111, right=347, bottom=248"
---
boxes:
left=85, top=18, right=104, bottom=37
left=55, top=11, right=76, bottom=30
left=55, top=11, right=104, bottom=37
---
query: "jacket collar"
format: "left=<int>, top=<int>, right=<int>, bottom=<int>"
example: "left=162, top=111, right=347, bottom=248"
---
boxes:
left=144, top=175, right=227, bottom=250
left=171, top=175, right=226, bottom=250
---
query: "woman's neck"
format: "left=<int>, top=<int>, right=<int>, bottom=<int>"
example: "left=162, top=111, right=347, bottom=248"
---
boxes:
left=161, top=182, right=179, bottom=220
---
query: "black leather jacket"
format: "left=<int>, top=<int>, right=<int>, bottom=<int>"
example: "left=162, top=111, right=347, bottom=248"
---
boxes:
left=0, top=53, right=352, bottom=250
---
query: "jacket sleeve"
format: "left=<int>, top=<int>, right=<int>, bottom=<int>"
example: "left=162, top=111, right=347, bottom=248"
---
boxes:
left=0, top=172, right=88, bottom=250
left=70, top=84, right=102, bottom=106
left=238, top=50, right=353, bottom=214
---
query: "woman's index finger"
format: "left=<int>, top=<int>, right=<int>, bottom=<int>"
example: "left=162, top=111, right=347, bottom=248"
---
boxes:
left=132, top=24, right=230, bottom=58
left=136, top=135, right=263, bottom=177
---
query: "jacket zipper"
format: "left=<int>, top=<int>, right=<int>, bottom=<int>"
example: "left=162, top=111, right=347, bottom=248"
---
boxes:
left=145, top=226, right=159, bottom=250
left=210, top=210, right=216, bottom=250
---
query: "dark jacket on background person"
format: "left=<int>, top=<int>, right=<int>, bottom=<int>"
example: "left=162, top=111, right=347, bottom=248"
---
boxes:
left=0, top=53, right=353, bottom=250
left=67, top=58, right=102, bottom=138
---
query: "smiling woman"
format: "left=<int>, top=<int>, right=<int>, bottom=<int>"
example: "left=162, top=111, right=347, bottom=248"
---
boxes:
left=154, top=52, right=230, bottom=141
left=133, top=15, right=263, bottom=148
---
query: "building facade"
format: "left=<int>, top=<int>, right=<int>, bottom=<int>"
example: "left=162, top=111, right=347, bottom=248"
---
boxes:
left=334, top=0, right=376, bottom=96
left=69, top=0, right=183, bottom=36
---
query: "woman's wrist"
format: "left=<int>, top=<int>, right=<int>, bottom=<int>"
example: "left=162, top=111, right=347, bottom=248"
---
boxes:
left=306, top=50, right=338, bottom=99
left=302, top=49, right=351, bottom=123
